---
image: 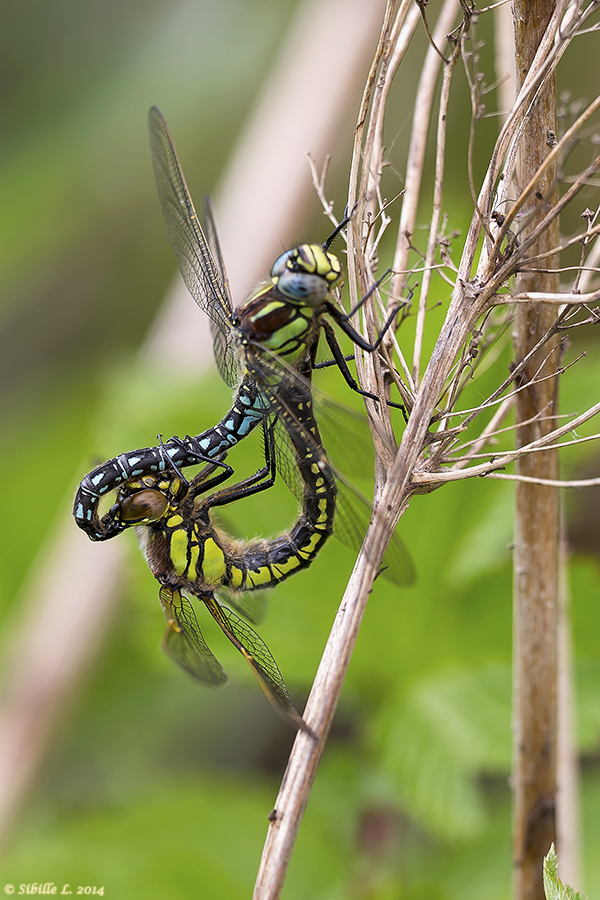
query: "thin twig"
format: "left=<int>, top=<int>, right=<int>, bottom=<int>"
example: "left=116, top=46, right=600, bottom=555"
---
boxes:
left=486, top=472, right=600, bottom=487
left=413, top=37, right=461, bottom=386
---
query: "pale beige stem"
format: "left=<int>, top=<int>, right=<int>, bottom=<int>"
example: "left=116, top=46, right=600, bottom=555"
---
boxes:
left=556, top=532, right=582, bottom=890
left=390, top=0, right=458, bottom=303
left=413, top=42, right=460, bottom=386
left=494, top=0, right=516, bottom=122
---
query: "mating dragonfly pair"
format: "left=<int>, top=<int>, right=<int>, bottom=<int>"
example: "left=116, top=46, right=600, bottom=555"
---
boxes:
left=73, top=107, right=414, bottom=735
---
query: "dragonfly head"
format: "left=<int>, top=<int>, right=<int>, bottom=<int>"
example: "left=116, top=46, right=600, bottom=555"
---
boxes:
left=271, top=244, right=342, bottom=306
left=119, top=489, right=170, bottom=524
left=116, top=473, right=185, bottom=525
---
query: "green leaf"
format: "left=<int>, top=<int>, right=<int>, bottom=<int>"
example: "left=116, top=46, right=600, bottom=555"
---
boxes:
left=543, top=844, right=587, bottom=900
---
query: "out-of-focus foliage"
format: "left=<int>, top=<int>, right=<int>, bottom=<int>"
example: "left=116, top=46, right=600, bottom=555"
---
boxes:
left=2, top=2, right=600, bottom=899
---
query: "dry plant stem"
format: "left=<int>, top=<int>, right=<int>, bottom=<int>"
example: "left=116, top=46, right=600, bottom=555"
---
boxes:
left=490, top=0, right=568, bottom=205
left=345, top=0, right=398, bottom=454
left=251, top=552, right=386, bottom=900
left=252, top=6, right=466, bottom=894
left=556, top=531, right=582, bottom=888
left=360, top=0, right=420, bottom=421
left=356, top=0, right=458, bottom=463
left=366, top=0, right=419, bottom=219
left=474, top=0, right=570, bottom=272
left=450, top=395, right=514, bottom=470
left=506, top=289, right=600, bottom=302
left=578, top=231, right=600, bottom=292
left=253, top=279, right=490, bottom=900
left=494, top=0, right=517, bottom=120
left=493, top=91, right=600, bottom=255
left=512, top=1, right=561, bottom=897
left=253, top=12, right=400, bottom=898
left=502, top=150, right=600, bottom=274
left=390, top=0, right=459, bottom=302
left=413, top=400, right=600, bottom=483
left=413, top=40, right=461, bottom=387
left=490, top=473, right=600, bottom=488
left=525, top=222, right=600, bottom=265
left=346, top=0, right=397, bottom=234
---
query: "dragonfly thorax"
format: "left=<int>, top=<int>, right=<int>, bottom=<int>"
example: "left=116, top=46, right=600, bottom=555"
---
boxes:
left=236, top=289, right=319, bottom=365
left=270, top=244, right=342, bottom=307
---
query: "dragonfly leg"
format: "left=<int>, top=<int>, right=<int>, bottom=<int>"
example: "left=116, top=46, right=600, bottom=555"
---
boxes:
left=321, top=320, right=408, bottom=420
left=185, top=459, right=236, bottom=497
left=321, top=202, right=357, bottom=251
left=158, top=434, right=190, bottom=485
left=202, top=418, right=278, bottom=510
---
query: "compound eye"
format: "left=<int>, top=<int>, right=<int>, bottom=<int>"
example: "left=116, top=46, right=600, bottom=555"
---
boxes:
left=270, top=250, right=294, bottom=280
left=276, top=270, right=329, bottom=304
left=119, top=489, right=169, bottom=523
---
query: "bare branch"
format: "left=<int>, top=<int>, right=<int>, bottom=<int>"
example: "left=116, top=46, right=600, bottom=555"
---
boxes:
left=413, top=402, right=600, bottom=485
left=486, top=472, right=600, bottom=488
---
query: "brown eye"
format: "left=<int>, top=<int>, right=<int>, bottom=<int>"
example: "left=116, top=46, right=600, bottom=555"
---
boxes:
left=119, top=489, right=169, bottom=523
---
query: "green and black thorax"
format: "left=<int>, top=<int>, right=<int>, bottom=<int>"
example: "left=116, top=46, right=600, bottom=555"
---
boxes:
left=233, top=243, right=343, bottom=368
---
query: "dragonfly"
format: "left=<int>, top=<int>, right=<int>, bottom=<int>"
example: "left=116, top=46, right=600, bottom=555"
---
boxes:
left=103, top=365, right=410, bottom=732
left=73, top=108, right=407, bottom=542
left=92, top=356, right=413, bottom=585
left=110, top=469, right=323, bottom=735
left=101, top=375, right=338, bottom=734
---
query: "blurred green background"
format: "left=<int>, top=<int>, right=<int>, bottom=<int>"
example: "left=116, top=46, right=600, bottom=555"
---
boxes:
left=1, top=1, right=600, bottom=898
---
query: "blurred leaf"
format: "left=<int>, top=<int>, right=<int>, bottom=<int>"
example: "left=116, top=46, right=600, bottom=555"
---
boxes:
left=377, top=664, right=511, bottom=839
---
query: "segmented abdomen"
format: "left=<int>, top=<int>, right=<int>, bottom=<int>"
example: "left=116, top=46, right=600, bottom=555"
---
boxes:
left=73, top=376, right=266, bottom=540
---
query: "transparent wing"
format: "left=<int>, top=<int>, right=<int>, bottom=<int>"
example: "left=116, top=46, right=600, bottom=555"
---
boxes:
left=217, top=588, right=269, bottom=625
left=247, top=353, right=415, bottom=587
left=273, top=418, right=413, bottom=586
left=159, top=586, right=227, bottom=685
left=148, top=107, right=240, bottom=386
left=202, top=196, right=240, bottom=387
left=203, top=595, right=313, bottom=736
left=202, top=196, right=231, bottom=302
left=328, top=468, right=414, bottom=587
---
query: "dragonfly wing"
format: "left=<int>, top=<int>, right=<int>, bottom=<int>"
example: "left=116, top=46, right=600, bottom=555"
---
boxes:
left=201, top=196, right=240, bottom=386
left=330, top=471, right=415, bottom=587
left=148, top=107, right=240, bottom=386
left=202, top=196, right=231, bottom=302
left=271, top=420, right=304, bottom=504
left=272, top=416, right=413, bottom=586
left=215, top=587, right=270, bottom=625
left=159, top=586, right=227, bottom=685
left=204, top=595, right=314, bottom=736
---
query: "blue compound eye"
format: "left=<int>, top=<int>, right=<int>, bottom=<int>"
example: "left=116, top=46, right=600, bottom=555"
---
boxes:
left=276, top=270, right=330, bottom=304
left=271, top=251, right=294, bottom=279
left=278, top=272, right=310, bottom=298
